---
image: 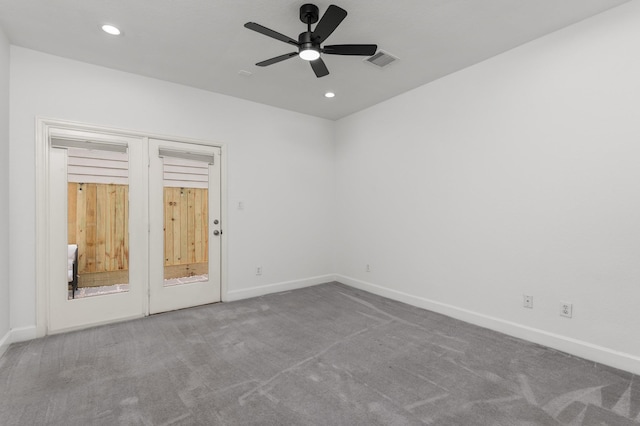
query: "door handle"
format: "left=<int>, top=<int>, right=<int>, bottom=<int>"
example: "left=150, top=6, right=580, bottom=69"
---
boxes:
left=213, top=230, right=220, bottom=236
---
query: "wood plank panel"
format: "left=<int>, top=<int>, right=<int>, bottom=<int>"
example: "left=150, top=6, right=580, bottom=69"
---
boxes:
left=115, top=184, right=127, bottom=270
left=123, top=186, right=129, bottom=271
left=180, top=188, right=188, bottom=263
left=163, top=262, right=208, bottom=280
left=68, top=183, right=77, bottom=244
left=164, top=187, right=173, bottom=266
left=78, top=270, right=129, bottom=288
left=76, top=183, right=87, bottom=272
left=106, top=185, right=115, bottom=271
left=187, top=189, right=196, bottom=263
left=194, top=189, right=204, bottom=263
left=172, top=188, right=182, bottom=264
left=203, top=189, right=208, bottom=261
left=95, top=184, right=107, bottom=272
left=85, top=184, right=97, bottom=273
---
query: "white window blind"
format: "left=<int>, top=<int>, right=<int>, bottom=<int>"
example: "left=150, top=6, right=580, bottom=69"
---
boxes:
left=158, top=148, right=214, bottom=165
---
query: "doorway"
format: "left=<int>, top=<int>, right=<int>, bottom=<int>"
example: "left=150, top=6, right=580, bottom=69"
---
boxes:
left=39, top=122, right=224, bottom=334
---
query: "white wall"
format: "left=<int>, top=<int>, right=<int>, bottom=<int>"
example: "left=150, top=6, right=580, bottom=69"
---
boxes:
left=6, top=1, right=639, bottom=375
left=0, top=26, right=10, bottom=352
left=335, top=1, right=640, bottom=373
left=9, top=47, right=335, bottom=331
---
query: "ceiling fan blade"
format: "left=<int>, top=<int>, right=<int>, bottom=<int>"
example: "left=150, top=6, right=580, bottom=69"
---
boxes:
left=244, top=22, right=299, bottom=46
left=323, top=44, right=378, bottom=56
left=312, top=5, right=347, bottom=43
left=256, top=52, right=298, bottom=67
left=310, top=58, right=329, bottom=78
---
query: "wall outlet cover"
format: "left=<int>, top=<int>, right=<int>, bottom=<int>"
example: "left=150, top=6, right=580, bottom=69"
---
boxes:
left=560, top=302, right=573, bottom=318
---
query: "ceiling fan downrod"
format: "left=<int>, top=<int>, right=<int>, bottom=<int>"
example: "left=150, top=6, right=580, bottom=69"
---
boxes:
left=298, top=4, right=321, bottom=60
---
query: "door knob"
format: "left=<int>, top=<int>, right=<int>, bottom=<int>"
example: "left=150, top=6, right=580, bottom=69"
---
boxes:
left=213, top=230, right=220, bottom=236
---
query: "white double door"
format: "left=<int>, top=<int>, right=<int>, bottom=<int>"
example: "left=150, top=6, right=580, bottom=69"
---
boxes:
left=48, top=132, right=221, bottom=333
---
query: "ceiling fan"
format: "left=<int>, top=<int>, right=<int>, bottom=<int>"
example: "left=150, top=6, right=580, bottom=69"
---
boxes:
left=244, top=4, right=377, bottom=78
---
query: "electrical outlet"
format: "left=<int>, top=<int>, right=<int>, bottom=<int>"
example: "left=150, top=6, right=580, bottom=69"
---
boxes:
left=366, top=264, right=371, bottom=272
left=523, top=295, right=533, bottom=309
left=256, top=266, right=262, bottom=276
left=560, top=302, right=573, bottom=318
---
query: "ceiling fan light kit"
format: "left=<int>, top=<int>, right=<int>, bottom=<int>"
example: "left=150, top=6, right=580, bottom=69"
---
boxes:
left=299, top=49, right=320, bottom=61
left=244, top=3, right=377, bottom=78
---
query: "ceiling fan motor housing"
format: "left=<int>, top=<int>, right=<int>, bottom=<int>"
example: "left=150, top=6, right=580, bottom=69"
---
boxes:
left=298, top=31, right=319, bottom=54
left=299, top=4, right=319, bottom=24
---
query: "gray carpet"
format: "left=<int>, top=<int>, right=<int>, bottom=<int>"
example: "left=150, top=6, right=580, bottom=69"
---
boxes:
left=1, top=282, right=638, bottom=425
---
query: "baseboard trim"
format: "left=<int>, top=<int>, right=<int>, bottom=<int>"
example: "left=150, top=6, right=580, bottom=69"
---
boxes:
left=0, top=329, right=10, bottom=359
left=336, top=275, right=640, bottom=376
left=0, top=326, right=38, bottom=359
left=225, top=274, right=336, bottom=302
left=9, top=326, right=37, bottom=343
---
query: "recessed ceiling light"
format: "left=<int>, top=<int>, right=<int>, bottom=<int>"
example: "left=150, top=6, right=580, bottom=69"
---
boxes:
left=324, top=92, right=335, bottom=98
left=101, top=24, right=121, bottom=36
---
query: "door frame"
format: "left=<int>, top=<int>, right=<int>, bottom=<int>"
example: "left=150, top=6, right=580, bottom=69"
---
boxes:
left=35, top=117, right=228, bottom=337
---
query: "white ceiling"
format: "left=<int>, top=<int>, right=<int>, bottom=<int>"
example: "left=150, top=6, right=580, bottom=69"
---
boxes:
left=0, top=0, right=630, bottom=120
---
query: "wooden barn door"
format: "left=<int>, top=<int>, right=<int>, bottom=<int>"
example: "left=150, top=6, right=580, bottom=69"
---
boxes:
left=148, top=139, right=222, bottom=314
